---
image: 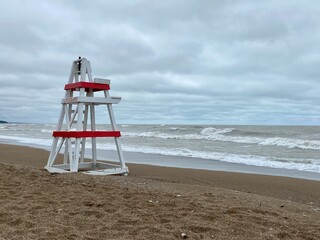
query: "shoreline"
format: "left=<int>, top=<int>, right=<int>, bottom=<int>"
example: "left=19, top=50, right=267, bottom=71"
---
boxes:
left=1, top=143, right=320, bottom=206
left=1, top=139, right=320, bottom=181
left=101, top=150, right=320, bottom=181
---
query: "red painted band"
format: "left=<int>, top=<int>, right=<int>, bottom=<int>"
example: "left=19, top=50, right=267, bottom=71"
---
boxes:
left=64, top=82, right=110, bottom=92
left=53, top=131, right=121, bottom=138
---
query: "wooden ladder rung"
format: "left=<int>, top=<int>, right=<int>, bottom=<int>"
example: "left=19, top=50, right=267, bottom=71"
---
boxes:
left=53, top=131, right=121, bottom=138
left=72, top=120, right=84, bottom=124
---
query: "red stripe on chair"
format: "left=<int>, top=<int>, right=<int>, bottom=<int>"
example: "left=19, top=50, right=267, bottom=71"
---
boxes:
left=53, top=131, right=121, bottom=138
left=64, top=82, right=110, bottom=91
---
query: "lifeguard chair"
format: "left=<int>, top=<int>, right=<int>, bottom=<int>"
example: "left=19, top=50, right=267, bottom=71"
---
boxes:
left=45, top=57, right=128, bottom=175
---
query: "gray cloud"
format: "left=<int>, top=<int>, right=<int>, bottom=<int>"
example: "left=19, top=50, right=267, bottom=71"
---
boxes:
left=0, top=0, right=320, bottom=125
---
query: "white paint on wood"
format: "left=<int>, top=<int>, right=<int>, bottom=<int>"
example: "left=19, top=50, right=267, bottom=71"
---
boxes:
left=46, top=57, right=128, bottom=175
left=84, top=167, right=129, bottom=176
left=94, top=78, right=110, bottom=84
left=61, top=96, right=121, bottom=104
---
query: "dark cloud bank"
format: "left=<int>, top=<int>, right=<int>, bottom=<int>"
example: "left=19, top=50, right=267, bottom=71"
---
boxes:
left=1, top=0, right=320, bottom=125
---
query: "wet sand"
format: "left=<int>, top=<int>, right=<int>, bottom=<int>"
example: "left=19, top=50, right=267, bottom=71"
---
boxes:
left=0, top=143, right=320, bottom=239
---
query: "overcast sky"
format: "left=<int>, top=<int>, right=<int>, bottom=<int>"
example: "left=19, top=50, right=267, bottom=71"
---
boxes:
left=0, top=0, right=320, bottom=125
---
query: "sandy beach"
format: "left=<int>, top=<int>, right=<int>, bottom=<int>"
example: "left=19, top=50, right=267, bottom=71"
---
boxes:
left=0, top=143, right=320, bottom=239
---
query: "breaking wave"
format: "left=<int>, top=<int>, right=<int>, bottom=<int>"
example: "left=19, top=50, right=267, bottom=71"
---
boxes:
left=123, top=127, right=320, bottom=150
left=40, top=129, right=52, bottom=133
left=95, top=143, right=320, bottom=173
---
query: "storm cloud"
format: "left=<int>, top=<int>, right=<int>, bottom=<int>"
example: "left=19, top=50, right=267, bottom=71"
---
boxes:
left=1, top=0, right=320, bottom=124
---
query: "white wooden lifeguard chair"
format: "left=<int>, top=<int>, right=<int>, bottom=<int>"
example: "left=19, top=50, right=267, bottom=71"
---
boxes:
left=45, top=57, right=128, bottom=175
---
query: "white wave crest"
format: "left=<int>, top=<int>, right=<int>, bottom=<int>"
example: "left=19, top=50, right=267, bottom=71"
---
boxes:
left=40, top=129, right=52, bottom=133
left=259, top=137, right=320, bottom=150
left=122, top=127, right=320, bottom=150
left=169, top=127, right=180, bottom=131
left=0, top=135, right=52, bottom=147
left=201, top=127, right=236, bottom=135
left=95, top=143, right=320, bottom=173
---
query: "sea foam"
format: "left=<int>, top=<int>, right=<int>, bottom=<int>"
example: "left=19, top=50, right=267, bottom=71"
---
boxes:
left=122, top=127, right=320, bottom=150
left=94, top=142, right=320, bottom=173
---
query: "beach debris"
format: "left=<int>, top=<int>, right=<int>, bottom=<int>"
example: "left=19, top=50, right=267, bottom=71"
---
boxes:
left=280, top=205, right=284, bottom=208
left=181, top=233, right=188, bottom=238
left=314, top=208, right=320, bottom=212
left=84, top=201, right=94, bottom=207
left=58, top=209, right=63, bottom=213
left=175, top=194, right=181, bottom=198
left=148, top=200, right=153, bottom=203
